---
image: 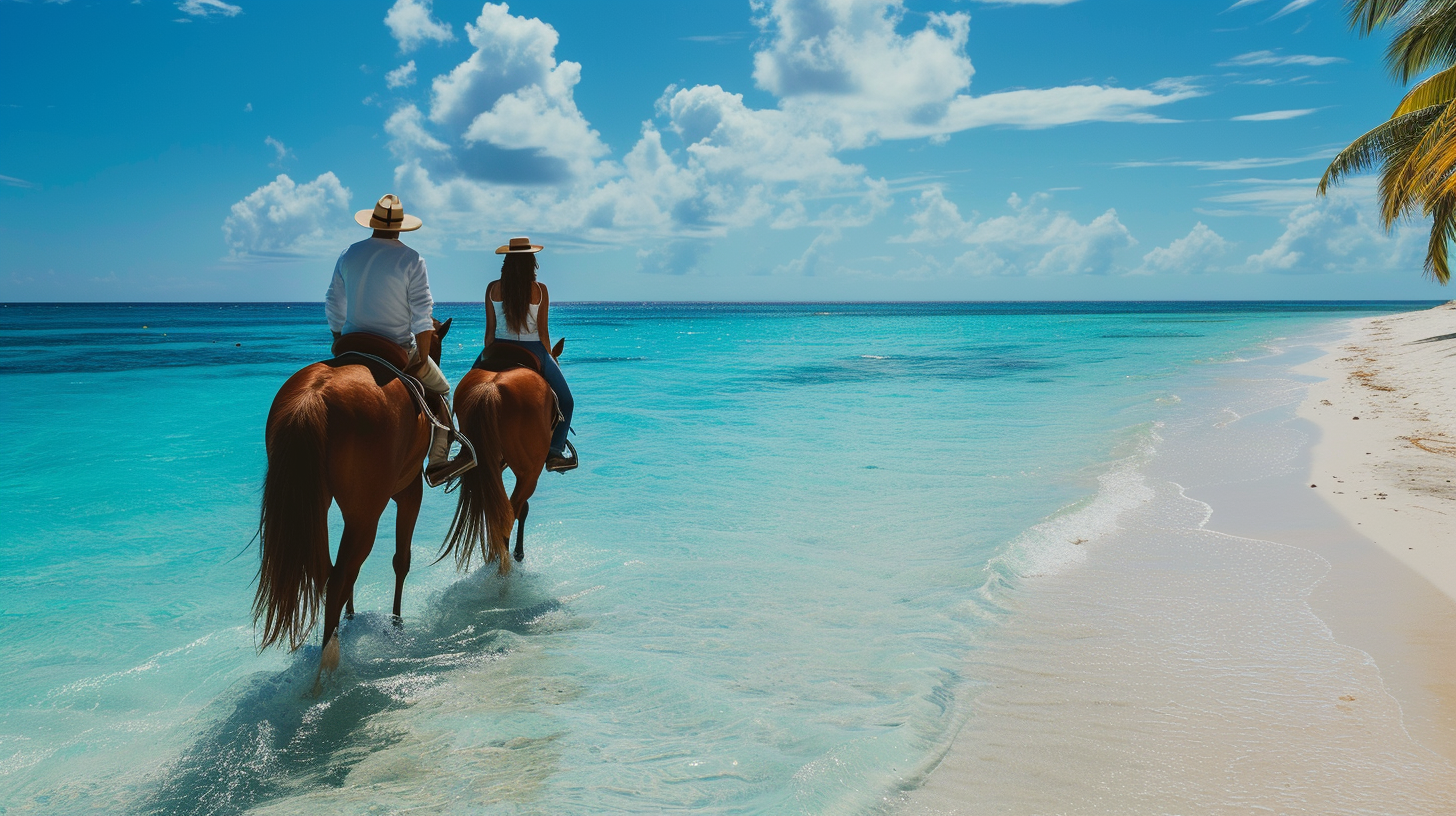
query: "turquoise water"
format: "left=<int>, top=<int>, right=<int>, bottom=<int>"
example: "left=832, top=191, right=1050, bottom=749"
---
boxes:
left=0, top=301, right=1436, bottom=814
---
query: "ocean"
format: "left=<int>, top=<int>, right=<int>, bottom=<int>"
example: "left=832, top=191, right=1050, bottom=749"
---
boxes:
left=0, top=301, right=1448, bottom=814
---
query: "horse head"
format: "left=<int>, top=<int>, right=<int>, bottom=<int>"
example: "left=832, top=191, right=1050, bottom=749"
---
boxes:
left=430, top=317, right=452, bottom=364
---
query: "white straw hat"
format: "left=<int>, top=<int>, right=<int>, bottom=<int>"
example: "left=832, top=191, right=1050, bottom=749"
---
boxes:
left=495, top=236, right=543, bottom=254
left=355, top=194, right=422, bottom=232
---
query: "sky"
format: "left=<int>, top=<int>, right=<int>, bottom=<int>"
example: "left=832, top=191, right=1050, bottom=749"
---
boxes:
left=1, top=0, right=1450, bottom=302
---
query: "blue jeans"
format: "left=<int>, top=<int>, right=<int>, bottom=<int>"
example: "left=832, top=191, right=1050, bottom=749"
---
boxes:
left=488, top=338, right=574, bottom=454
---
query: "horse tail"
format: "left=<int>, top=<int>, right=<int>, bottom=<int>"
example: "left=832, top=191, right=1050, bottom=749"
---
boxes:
left=444, top=380, right=514, bottom=575
left=255, top=385, right=332, bottom=651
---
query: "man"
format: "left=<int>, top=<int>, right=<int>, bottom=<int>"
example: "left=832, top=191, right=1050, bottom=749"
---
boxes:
left=325, top=193, right=472, bottom=487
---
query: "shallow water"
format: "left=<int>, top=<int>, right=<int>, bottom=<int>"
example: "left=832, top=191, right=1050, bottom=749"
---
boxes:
left=0, top=301, right=1441, bottom=814
left=900, top=328, right=1456, bottom=813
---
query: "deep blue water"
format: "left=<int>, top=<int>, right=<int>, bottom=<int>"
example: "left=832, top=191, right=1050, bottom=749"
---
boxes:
left=0, top=301, right=1439, bottom=814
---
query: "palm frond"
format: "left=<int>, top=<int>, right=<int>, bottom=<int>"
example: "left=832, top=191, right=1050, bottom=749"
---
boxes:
left=1416, top=119, right=1456, bottom=198
left=1348, top=0, right=1417, bottom=36
left=1424, top=195, right=1456, bottom=282
left=1386, top=0, right=1456, bottom=82
left=1319, top=103, right=1448, bottom=197
left=1394, top=64, right=1456, bottom=115
left=1379, top=102, right=1456, bottom=226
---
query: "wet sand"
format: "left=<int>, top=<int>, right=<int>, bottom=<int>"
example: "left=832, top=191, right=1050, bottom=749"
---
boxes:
left=899, top=305, right=1456, bottom=813
left=1289, top=302, right=1456, bottom=763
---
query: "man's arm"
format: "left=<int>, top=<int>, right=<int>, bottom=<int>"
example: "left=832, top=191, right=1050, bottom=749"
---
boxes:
left=407, top=256, right=436, bottom=371
left=412, top=329, right=435, bottom=372
left=324, top=257, right=346, bottom=339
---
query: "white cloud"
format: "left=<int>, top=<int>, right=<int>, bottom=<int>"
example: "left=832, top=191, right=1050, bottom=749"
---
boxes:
left=386, top=60, right=417, bottom=89
left=264, top=136, right=291, bottom=167
left=1270, top=0, right=1320, bottom=19
left=376, top=1, right=1197, bottom=268
left=1199, top=177, right=1322, bottom=215
left=939, top=79, right=1200, bottom=132
left=385, top=3, right=875, bottom=254
left=423, top=3, right=606, bottom=183
left=1241, top=179, right=1425, bottom=275
left=0, top=174, right=35, bottom=189
left=1232, top=108, right=1317, bottom=121
left=1132, top=222, right=1230, bottom=274
left=178, top=0, right=240, bottom=17
left=385, top=0, right=454, bottom=52
left=637, top=240, right=712, bottom=276
left=1220, top=50, right=1344, bottom=67
left=751, top=0, right=1198, bottom=147
left=1226, top=0, right=1323, bottom=17
left=898, top=187, right=1135, bottom=276
left=1116, top=151, right=1334, bottom=171
left=899, top=183, right=1411, bottom=280
left=223, top=172, right=353, bottom=260
left=663, top=84, right=860, bottom=186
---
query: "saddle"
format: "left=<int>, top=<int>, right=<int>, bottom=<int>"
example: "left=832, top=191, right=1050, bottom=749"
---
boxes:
left=472, top=343, right=565, bottom=431
left=325, top=332, right=478, bottom=486
left=332, top=332, right=411, bottom=372
left=473, top=342, right=542, bottom=374
left=328, top=332, right=439, bottom=418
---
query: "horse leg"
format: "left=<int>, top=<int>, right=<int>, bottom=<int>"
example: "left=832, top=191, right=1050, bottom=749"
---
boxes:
left=391, top=476, right=423, bottom=621
left=314, top=517, right=378, bottom=693
left=346, top=592, right=355, bottom=619
left=509, top=466, right=538, bottom=563
left=514, top=500, right=530, bottom=563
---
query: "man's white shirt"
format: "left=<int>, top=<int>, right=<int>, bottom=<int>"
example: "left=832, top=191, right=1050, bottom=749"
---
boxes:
left=325, top=237, right=434, bottom=348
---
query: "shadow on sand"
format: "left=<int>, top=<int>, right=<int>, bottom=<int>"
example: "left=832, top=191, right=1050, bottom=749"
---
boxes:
left=138, top=571, right=571, bottom=816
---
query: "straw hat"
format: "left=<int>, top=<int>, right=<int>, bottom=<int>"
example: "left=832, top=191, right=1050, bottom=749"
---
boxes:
left=496, top=236, right=543, bottom=254
left=355, top=194, right=422, bottom=232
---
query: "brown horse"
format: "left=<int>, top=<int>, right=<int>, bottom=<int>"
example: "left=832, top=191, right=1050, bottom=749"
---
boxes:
left=441, top=339, right=564, bottom=574
left=253, top=318, right=453, bottom=683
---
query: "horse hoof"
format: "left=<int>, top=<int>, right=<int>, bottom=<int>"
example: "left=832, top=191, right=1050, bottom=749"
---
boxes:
left=390, top=615, right=404, bottom=629
left=513, top=551, right=524, bottom=563
left=320, top=637, right=341, bottom=674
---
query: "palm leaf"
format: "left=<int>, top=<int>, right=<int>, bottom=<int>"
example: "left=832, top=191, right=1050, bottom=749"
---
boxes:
left=1423, top=194, right=1456, bottom=282
left=1386, top=0, right=1456, bottom=82
left=1415, top=116, right=1456, bottom=198
left=1319, top=103, right=1448, bottom=197
left=1393, top=64, right=1456, bottom=114
left=1379, top=101, right=1456, bottom=226
left=1348, top=0, right=1417, bottom=36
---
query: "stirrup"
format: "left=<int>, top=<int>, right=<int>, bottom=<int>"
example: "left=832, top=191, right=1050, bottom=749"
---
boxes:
left=545, top=441, right=578, bottom=473
left=425, top=455, right=476, bottom=488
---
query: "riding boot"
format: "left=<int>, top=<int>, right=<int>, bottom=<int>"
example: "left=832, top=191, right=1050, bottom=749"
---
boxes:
left=424, top=395, right=475, bottom=487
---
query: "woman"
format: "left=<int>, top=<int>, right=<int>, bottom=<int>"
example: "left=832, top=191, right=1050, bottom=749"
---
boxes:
left=483, top=237, right=576, bottom=472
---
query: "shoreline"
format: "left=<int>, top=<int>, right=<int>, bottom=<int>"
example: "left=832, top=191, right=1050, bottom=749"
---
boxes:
left=1190, top=302, right=1456, bottom=766
left=1297, top=303, right=1456, bottom=603
left=1296, top=303, right=1456, bottom=762
left=899, top=305, right=1456, bottom=812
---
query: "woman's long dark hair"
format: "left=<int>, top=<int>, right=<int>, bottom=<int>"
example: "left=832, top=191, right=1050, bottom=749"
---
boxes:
left=498, top=253, right=538, bottom=336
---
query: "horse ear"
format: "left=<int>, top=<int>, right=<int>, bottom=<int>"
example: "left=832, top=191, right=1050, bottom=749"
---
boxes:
left=439, top=317, right=452, bottom=338
left=551, top=337, right=564, bottom=359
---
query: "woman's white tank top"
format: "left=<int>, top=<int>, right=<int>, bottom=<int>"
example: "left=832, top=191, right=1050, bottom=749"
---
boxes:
left=489, top=291, right=539, bottom=341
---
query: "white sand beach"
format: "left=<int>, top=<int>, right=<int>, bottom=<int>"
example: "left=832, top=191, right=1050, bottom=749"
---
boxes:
left=1296, top=302, right=1456, bottom=763
left=1303, top=303, right=1456, bottom=604
left=900, top=303, right=1456, bottom=814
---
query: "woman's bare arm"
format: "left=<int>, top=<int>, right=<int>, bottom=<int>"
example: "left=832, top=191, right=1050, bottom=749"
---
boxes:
left=537, top=282, right=551, bottom=350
